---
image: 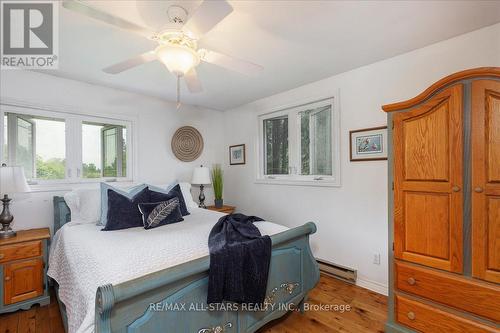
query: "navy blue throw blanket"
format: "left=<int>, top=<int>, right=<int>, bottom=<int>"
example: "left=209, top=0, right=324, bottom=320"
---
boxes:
left=207, top=213, right=271, bottom=304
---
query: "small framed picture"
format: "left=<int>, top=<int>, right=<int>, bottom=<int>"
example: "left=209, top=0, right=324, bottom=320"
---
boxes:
left=349, top=126, right=388, bottom=161
left=229, top=144, right=246, bottom=165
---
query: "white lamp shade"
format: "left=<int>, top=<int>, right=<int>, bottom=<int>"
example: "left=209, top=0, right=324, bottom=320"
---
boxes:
left=0, top=166, right=30, bottom=195
left=191, top=166, right=211, bottom=185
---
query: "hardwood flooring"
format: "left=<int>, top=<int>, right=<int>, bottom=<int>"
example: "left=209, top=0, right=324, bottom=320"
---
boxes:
left=260, top=275, right=387, bottom=333
left=0, top=292, right=64, bottom=333
left=0, top=274, right=387, bottom=333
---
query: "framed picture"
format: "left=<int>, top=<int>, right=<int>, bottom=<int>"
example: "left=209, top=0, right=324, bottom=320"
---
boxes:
left=349, top=126, right=388, bottom=161
left=229, top=144, right=246, bottom=165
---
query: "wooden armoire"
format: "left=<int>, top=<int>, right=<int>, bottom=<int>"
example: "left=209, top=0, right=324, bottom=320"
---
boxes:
left=384, top=68, right=500, bottom=333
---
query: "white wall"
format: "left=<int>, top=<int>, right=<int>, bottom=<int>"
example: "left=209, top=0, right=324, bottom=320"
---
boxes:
left=222, top=23, right=500, bottom=294
left=1, top=23, right=498, bottom=295
left=0, top=70, right=225, bottom=233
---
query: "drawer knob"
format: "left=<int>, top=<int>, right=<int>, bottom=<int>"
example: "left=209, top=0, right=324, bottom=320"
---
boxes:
left=407, top=311, right=416, bottom=320
left=474, top=187, right=484, bottom=193
left=452, top=185, right=461, bottom=192
left=5, top=276, right=11, bottom=281
left=407, top=277, right=416, bottom=285
left=0, top=253, right=4, bottom=259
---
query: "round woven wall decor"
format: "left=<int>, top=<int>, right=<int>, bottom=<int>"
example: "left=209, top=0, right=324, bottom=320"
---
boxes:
left=171, top=126, right=204, bottom=162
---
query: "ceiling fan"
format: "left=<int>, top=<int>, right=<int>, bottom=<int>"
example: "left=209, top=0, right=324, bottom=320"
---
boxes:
left=62, top=0, right=263, bottom=107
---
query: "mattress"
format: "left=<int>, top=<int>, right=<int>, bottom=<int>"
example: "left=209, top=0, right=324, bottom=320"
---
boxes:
left=47, top=208, right=288, bottom=333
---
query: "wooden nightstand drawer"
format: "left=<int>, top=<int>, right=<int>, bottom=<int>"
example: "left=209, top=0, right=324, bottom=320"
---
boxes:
left=395, top=261, right=500, bottom=322
left=0, top=240, right=42, bottom=263
left=396, top=295, right=498, bottom=333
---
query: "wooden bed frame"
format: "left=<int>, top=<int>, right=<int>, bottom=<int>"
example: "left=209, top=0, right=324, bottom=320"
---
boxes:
left=53, top=196, right=320, bottom=333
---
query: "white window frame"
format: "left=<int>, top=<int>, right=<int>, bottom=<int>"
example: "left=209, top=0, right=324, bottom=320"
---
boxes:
left=256, top=94, right=341, bottom=187
left=6, top=114, right=37, bottom=178
left=0, top=101, right=136, bottom=189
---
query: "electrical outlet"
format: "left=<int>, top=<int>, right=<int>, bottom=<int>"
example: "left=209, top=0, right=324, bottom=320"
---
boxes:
left=373, top=253, right=381, bottom=265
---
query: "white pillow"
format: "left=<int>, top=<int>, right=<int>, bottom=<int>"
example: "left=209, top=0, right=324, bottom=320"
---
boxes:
left=179, top=182, right=199, bottom=209
left=63, top=188, right=101, bottom=223
left=76, top=188, right=101, bottom=222
left=63, top=191, right=81, bottom=220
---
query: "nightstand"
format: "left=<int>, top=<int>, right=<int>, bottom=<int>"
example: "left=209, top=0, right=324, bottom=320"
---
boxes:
left=0, top=228, right=50, bottom=313
left=206, top=205, right=236, bottom=214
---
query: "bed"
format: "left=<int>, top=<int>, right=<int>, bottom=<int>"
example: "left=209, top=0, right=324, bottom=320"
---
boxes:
left=50, top=196, right=319, bottom=333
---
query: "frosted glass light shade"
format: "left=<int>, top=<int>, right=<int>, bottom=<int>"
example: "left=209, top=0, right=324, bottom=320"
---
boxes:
left=0, top=166, right=30, bottom=195
left=155, top=44, right=200, bottom=76
left=192, top=166, right=211, bottom=185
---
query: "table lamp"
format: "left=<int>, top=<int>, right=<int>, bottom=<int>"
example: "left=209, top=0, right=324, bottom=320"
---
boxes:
left=191, top=165, right=211, bottom=208
left=0, top=164, right=30, bottom=238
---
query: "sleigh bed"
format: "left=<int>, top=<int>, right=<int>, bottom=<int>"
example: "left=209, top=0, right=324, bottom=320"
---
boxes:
left=51, top=196, right=320, bottom=333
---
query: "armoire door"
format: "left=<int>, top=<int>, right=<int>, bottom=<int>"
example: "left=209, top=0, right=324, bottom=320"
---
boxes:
left=393, top=84, right=463, bottom=273
left=472, top=79, right=500, bottom=283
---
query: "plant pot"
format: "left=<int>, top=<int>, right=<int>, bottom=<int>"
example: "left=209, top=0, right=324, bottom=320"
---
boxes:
left=214, top=199, right=223, bottom=208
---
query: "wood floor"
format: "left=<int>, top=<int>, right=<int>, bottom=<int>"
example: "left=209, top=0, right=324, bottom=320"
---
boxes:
left=0, top=292, right=64, bottom=333
left=260, top=275, right=387, bottom=333
left=0, top=274, right=387, bottom=333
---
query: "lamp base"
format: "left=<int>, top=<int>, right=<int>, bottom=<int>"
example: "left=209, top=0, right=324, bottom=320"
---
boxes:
left=0, top=194, right=16, bottom=238
left=0, top=228, right=16, bottom=239
left=198, top=184, right=206, bottom=209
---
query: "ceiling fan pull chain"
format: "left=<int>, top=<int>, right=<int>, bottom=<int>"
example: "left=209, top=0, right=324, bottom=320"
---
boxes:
left=176, top=75, right=181, bottom=109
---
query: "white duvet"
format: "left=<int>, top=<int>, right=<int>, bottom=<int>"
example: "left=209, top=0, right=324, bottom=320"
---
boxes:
left=47, top=208, right=288, bottom=333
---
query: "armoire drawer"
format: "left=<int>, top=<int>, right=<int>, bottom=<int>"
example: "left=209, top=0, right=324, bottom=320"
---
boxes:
left=396, top=295, right=498, bottom=333
left=395, top=261, right=500, bottom=322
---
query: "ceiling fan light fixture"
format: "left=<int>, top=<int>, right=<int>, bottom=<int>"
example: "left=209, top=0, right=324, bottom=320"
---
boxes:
left=155, top=44, right=200, bottom=76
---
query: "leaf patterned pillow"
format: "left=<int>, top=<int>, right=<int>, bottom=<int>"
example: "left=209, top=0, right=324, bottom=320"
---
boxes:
left=138, top=197, right=184, bottom=230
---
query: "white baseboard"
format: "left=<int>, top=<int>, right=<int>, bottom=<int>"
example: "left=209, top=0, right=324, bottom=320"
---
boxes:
left=356, top=277, right=388, bottom=296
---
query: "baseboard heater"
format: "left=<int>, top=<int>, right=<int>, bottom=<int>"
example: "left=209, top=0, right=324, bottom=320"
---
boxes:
left=316, top=259, right=357, bottom=283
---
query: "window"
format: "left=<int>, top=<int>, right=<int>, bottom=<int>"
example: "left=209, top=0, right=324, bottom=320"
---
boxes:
left=1, top=105, right=133, bottom=185
left=300, top=106, right=332, bottom=176
left=4, top=113, right=66, bottom=180
left=82, top=122, right=127, bottom=178
left=258, top=97, right=340, bottom=186
left=3, top=116, right=7, bottom=162
left=264, top=116, right=288, bottom=175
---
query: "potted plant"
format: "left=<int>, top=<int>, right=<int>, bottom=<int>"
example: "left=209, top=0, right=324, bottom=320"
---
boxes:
left=212, top=164, right=223, bottom=208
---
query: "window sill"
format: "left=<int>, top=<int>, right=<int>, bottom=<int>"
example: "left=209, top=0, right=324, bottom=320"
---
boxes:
left=254, top=178, right=341, bottom=187
left=27, top=179, right=135, bottom=193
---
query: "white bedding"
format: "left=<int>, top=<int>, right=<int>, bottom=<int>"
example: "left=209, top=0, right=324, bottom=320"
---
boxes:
left=47, top=208, right=288, bottom=333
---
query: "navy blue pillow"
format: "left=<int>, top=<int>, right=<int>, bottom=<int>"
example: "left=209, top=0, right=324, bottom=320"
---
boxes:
left=138, top=197, right=184, bottom=230
left=102, top=187, right=151, bottom=231
left=149, top=184, right=190, bottom=216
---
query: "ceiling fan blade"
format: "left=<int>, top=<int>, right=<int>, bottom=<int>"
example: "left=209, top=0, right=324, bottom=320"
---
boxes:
left=103, top=51, right=157, bottom=74
left=200, top=49, right=263, bottom=76
left=184, top=68, right=203, bottom=93
left=182, top=0, right=233, bottom=39
left=62, top=0, right=154, bottom=39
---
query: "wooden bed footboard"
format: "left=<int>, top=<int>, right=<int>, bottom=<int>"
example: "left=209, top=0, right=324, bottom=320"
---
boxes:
left=94, top=222, right=319, bottom=333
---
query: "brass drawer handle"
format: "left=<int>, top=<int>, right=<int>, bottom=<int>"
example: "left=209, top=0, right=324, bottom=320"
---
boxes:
left=452, top=186, right=461, bottom=192
left=474, top=187, right=484, bottom=193
left=407, top=311, right=416, bottom=320
left=5, top=276, right=11, bottom=281
left=0, top=253, right=4, bottom=260
left=407, top=277, right=416, bottom=286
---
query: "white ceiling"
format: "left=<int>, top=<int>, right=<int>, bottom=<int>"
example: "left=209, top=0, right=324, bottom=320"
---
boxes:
left=41, top=0, right=500, bottom=110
